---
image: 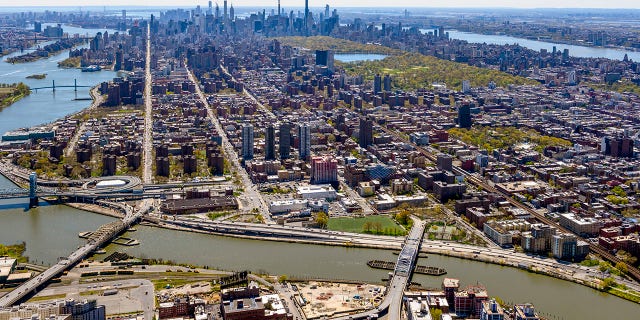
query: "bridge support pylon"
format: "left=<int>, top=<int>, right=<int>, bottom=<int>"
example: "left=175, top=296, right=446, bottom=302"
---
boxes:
left=29, top=172, right=38, bottom=208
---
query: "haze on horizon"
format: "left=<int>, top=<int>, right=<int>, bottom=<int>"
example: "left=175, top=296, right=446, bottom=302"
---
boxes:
left=3, top=0, right=640, bottom=9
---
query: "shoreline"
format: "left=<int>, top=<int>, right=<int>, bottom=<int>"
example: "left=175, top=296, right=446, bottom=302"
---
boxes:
left=450, top=28, right=640, bottom=53
left=0, top=83, right=30, bottom=110
left=133, top=215, right=639, bottom=304
left=0, top=92, right=28, bottom=110
left=6, top=40, right=86, bottom=64
left=1, top=154, right=638, bottom=304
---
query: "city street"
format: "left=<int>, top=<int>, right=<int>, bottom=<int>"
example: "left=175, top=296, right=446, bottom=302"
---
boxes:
left=185, top=65, right=273, bottom=223
left=142, top=23, right=153, bottom=185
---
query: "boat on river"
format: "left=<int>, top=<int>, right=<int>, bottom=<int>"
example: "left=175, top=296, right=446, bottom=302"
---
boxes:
left=367, top=260, right=446, bottom=276
left=81, top=65, right=101, bottom=72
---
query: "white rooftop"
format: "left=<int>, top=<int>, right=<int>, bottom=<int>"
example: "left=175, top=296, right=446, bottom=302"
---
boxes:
left=96, top=179, right=126, bottom=188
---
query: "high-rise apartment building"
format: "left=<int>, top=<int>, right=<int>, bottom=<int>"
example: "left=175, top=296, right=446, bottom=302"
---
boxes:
left=242, top=123, right=254, bottom=161
left=359, top=118, right=373, bottom=148
left=265, top=125, right=276, bottom=160
left=458, top=104, right=472, bottom=128
left=279, top=122, right=291, bottom=159
left=311, top=156, right=338, bottom=184
left=299, top=123, right=311, bottom=160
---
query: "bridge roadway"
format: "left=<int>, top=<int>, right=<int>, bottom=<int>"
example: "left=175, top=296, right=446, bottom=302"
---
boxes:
left=0, top=200, right=151, bottom=308
left=333, top=220, right=426, bottom=320
left=29, top=85, right=91, bottom=91
left=159, top=215, right=425, bottom=319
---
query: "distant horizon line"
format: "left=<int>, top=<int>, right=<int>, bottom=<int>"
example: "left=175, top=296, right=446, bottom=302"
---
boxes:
left=1, top=5, right=640, bottom=10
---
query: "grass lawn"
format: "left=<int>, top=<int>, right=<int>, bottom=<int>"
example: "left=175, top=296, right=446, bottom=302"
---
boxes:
left=28, top=293, right=67, bottom=302
left=327, top=215, right=406, bottom=236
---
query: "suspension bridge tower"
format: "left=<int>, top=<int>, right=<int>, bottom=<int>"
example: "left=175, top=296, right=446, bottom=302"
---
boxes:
left=29, top=172, right=38, bottom=208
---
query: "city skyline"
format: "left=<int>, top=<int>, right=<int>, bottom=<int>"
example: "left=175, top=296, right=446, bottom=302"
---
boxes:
left=2, top=0, right=640, bottom=9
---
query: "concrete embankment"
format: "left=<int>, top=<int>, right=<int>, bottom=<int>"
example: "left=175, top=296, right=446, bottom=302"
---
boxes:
left=65, top=203, right=124, bottom=219
left=138, top=218, right=633, bottom=303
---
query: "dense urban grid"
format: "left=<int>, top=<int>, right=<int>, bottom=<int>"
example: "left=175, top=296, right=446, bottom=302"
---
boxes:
left=1, top=3, right=640, bottom=320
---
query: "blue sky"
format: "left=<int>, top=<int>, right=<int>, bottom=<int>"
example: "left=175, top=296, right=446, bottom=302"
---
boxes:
left=4, top=0, right=640, bottom=9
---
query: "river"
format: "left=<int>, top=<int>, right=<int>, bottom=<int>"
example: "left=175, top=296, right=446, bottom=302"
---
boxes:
left=0, top=25, right=117, bottom=136
left=420, top=28, right=640, bottom=61
left=334, top=53, right=388, bottom=63
left=0, top=181, right=637, bottom=318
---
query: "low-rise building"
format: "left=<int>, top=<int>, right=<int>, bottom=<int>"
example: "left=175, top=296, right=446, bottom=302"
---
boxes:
left=484, top=220, right=531, bottom=247
left=161, top=196, right=238, bottom=214
left=269, top=199, right=308, bottom=214
left=0, top=299, right=105, bottom=320
left=513, top=303, right=540, bottom=320
left=522, top=224, right=556, bottom=254
left=221, top=295, right=292, bottom=320
left=390, top=178, right=413, bottom=195
left=558, top=213, right=602, bottom=237
left=480, top=299, right=505, bottom=320
left=551, top=233, right=590, bottom=261
left=297, top=185, right=337, bottom=200
left=357, top=181, right=375, bottom=197
left=0, top=257, right=17, bottom=284
left=405, top=298, right=432, bottom=320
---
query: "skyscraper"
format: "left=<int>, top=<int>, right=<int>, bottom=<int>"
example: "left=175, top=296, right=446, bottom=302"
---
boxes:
left=242, top=123, right=254, bottom=160
left=315, top=50, right=334, bottom=71
left=462, top=80, right=471, bottom=93
left=458, top=104, right=472, bottom=128
left=359, top=118, right=373, bottom=149
left=224, top=0, right=228, bottom=20
left=383, top=74, right=391, bottom=91
left=265, top=124, right=276, bottom=160
left=279, top=122, right=291, bottom=159
left=299, top=123, right=311, bottom=160
left=304, top=0, right=309, bottom=35
left=374, top=74, right=382, bottom=94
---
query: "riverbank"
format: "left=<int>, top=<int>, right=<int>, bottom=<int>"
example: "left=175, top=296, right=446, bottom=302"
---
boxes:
left=57, top=57, right=81, bottom=69
left=453, top=28, right=640, bottom=53
left=1, top=160, right=638, bottom=305
left=64, top=203, right=123, bottom=219
left=0, top=83, right=30, bottom=109
left=136, top=216, right=640, bottom=305
left=0, top=242, right=28, bottom=263
left=6, top=38, right=86, bottom=64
